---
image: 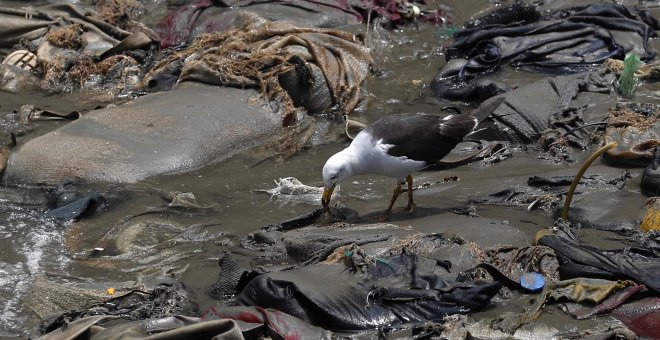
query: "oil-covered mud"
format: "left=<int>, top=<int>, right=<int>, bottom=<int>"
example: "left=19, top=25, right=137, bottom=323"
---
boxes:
left=1, top=0, right=659, bottom=338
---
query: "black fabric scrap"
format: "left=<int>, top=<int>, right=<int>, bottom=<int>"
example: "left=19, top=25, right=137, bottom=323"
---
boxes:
left=538, top=235, right=660, bottom=293
left=237, top=252, right=501, bottom=331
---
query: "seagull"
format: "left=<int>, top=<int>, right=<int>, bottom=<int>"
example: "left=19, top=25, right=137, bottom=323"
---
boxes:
left=321, top=113, right=478, bottom=219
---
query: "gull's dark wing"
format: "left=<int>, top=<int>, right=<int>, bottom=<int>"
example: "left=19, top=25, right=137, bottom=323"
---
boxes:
left=366, top=113, right=477, bottom=163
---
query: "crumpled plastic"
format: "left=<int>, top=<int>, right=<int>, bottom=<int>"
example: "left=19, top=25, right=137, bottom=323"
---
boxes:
left=471, top=244, right=560, bottom=285
left=237, top=251, right=502, bottom=331
left=641, top=198, right=660, bottom=232
left=256, top=177, right=328, bottom=206
left=547, top=278, right=636, bottom=305
left=0, top=3, right=152, bottom=49
left=207, top=306, right=332, bottom=339
left=28, top=277, right=197, bottom=338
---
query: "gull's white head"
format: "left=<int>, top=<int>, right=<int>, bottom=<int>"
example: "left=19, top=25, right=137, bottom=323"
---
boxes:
left=321, top=150, right=354, bottom=206
left=322, top=151, right=353, bottom=188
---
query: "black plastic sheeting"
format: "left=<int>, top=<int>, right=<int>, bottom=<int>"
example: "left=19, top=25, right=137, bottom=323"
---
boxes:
left=237, top=252, right=502, bottom=331
left=432, top=3, right=660, bottom=101
left=43, top=193, right=106, bottom=222
left=538, top=234, right=660, bottom=293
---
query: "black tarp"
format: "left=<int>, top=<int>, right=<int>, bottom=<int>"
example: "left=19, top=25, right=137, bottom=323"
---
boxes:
left=237, top=252, right=502, bottom=331
left=432, top=3, right=660, bottom=101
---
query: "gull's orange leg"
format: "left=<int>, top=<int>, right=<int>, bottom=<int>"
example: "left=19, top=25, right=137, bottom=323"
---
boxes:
left=405, top=175, right=416, bottom=213
left=381, top=181, right=403, bottom=220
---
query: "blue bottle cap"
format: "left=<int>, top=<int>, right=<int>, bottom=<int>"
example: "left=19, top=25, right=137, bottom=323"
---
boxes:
left=520, top=272, right=545, bottom=292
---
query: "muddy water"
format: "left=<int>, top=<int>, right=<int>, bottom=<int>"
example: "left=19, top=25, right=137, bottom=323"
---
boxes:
left=0, top=0, right=654, bottom=336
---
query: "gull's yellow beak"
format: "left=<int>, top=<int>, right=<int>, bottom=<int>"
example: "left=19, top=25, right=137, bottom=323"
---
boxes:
left=322, top=184, right=336, bottom=207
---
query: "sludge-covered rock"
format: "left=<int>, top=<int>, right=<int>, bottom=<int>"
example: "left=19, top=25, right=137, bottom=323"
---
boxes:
left=642, top=148, right=660, bottom=196
left=3, top=82, right=313, bottom=184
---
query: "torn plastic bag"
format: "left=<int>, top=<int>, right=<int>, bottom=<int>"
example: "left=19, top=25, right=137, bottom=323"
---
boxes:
left=237, top=252, right=501, bottom=331
left=537, top=234, right=660, bottom=293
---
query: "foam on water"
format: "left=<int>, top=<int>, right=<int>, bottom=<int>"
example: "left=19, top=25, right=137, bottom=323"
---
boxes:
left=0, top=209, right=68, bottom=335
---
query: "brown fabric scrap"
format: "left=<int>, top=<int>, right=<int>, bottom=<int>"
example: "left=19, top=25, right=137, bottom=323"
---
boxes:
left=147, top=18, right=372, bottom=123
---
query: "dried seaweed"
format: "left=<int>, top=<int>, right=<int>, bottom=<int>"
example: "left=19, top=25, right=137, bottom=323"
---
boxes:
left=95, top=0, right=144, bottom=29
left=46, top=24, right=86, bottom=50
